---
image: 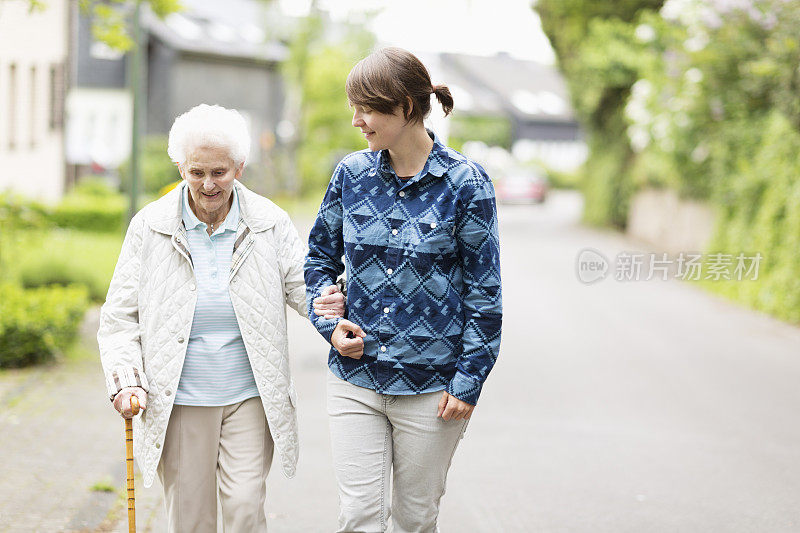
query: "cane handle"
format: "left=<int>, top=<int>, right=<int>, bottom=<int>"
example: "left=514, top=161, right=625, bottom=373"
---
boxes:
left=130, top=395, right=140, bottom=416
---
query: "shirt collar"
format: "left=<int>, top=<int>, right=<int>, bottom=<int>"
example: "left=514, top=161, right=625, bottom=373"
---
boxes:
left=182, top=184, right=240, bottom=233
left=375, top=128, right=450, bottom=180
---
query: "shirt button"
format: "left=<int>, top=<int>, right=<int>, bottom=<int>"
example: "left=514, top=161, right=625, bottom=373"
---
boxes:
left=155, top=443, right=161, bottom=449
left=189, top=284, right=196, bottom=291
left=398, top=191, right=405, bottom=197
left=430, top=222, right=437, bottom=229
left=386, top=268, right=393, bottom=275
left=383, top=307, right=390, bottom=313
left=178, top=336, right=185, bottom=343
left=380, top=346, right=387, bottom=352
left=391, top=229, right=398, bottom=235
left=176, top=237, right=182, bottom=243
left=165, top=390, right=171, bottom=396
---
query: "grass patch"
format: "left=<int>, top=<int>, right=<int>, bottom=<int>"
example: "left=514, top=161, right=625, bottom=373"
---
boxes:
left=64, top=341, right=97, bottom=364
left=91, top=478, right=118, bottom=493
left=3, top=228, right=123, bottom=302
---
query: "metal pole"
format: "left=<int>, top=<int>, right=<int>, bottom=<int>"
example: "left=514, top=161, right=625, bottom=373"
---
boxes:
left=127, top=1, right=142, bottom=223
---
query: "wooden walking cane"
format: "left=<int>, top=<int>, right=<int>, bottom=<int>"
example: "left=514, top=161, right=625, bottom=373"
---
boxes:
left=126, top=395, right=140, bottom=533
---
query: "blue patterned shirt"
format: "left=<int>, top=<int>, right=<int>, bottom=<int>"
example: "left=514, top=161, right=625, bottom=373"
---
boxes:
left=305, top=131, right=502, bottom=405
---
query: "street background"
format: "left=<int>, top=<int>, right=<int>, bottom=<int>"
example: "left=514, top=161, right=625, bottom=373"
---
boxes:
left=3, top=0, right=800, bottom=531
left=2, top=193, right=800, bottom=532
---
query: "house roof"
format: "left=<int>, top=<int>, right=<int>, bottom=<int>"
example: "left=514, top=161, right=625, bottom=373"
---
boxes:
left=438, top=52, right=575, bottom=123
left=143, top=0, right=287, bottom=63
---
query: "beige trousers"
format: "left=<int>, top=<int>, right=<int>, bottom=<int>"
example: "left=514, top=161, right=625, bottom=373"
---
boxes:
left=156, top=397, right=274, bottom=533
left=327, top=371, right=469, bottom=533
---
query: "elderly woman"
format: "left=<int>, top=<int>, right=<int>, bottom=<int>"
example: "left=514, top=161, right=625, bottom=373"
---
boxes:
left=98, top=104, right=343, bottom=532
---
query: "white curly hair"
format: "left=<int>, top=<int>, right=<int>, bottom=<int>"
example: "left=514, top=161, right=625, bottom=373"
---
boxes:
left=167, top=104, right=251, bottom=166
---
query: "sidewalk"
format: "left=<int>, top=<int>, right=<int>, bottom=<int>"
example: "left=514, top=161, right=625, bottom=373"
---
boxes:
left=0, top=307, right=165, bottom=532
left=0, top=304, right=339, bottom=533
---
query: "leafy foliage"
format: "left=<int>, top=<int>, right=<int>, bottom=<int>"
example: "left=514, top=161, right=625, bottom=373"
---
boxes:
left=119, top=135, right=179, bottom=196
left=448, top=115, right=512, bottom=152
left=536, top=0, right=664, bottom=228
left=78, top=0, right=183, bottom=51
left=282, top=9, right=376, bottom=196
left=538, top=0, right=800, bottom=322
left=0, top=283, right=89, bottom=368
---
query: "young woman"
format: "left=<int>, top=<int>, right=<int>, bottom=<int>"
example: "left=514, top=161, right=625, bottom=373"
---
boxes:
left=305, top=47, right=503, bottom=532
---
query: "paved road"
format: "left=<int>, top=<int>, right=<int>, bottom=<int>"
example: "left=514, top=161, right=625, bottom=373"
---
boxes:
left=2, top=190, right=800, bottom=532
left=265, top=191, right=800, bottom=532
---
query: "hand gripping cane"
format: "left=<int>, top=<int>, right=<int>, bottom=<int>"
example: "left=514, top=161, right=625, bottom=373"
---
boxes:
left=126, top=395, right=140, bottom=533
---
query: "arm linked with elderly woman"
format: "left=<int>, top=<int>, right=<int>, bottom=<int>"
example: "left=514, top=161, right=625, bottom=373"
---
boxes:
left=97, top=103, right=344, bottom=532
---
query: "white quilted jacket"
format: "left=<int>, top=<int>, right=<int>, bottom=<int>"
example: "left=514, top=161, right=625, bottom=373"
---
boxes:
left=98, top=180, right=308, bottom=488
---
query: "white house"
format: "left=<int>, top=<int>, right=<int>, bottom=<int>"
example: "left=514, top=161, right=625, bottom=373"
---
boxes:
left=0, top=0, right=69, bottom=202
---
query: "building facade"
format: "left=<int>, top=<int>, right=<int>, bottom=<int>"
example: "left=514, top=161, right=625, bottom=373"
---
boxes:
left=0, top=0, right=70, bottom=202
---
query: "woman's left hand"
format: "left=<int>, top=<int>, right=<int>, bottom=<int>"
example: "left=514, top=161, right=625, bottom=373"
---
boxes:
left=437, top=392, right=475, bottom=421
left=313, top=285, right=346, bottom=319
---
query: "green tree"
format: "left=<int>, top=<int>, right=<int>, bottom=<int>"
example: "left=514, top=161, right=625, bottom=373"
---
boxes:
left=282, top=7, right=376, bottom=196
left=536, top=0, right=664, bottom=228
left=5, top=0, right=183, bottom=50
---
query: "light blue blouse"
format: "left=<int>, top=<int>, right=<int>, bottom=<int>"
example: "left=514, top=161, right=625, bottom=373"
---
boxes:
left=174, top=185, right=259, bottom=406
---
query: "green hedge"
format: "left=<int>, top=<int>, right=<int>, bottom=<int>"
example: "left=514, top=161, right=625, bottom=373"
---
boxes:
left=0, top=283, right=89, bottom=368
left=8, top=229, right=123, bottom=303
left=49, top=193, right=126, bottom=234
left=1, top=181, right=127, bottom=234
left=537, top=0, right=800, bottom=323
left=19, top=255, right=110, bottom=302
left=701, top=112, right=800, bottom=323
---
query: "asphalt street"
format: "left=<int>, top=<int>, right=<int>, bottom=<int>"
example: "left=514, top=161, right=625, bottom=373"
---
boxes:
left=265, top=191, right=800, bottom=532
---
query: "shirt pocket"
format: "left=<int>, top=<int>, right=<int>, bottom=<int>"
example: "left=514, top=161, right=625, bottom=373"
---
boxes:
left=409, top=219, right=456, bottom=254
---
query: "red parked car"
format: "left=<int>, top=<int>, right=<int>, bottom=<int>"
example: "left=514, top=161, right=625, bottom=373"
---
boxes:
left=494, top=170, right=549, bottom=204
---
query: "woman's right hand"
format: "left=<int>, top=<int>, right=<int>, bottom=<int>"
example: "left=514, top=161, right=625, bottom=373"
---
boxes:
left=331, top=320, right=367, bottom=359
left=113, top=386, right=147, bottom=419
left=313, top=284, right=346, bottom=319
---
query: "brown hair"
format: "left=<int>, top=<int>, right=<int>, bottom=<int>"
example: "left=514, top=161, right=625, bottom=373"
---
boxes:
left=346, top=47, right=454, bottom=123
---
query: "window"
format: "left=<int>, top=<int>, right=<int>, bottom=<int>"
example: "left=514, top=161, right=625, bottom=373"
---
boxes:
left=8, top=63, right=16, bottom=149
left=30, top=65, right=37, bottom=148
left=49, top=63, right=64, bottom=131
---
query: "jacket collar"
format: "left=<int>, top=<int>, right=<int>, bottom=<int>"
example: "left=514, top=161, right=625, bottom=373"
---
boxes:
left=146, top=180, right=277, bottom=235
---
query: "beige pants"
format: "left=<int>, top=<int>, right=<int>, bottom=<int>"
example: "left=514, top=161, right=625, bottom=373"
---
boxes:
left=156, top=397, right=274, bottom=533
left=327, top=371, right=469, bottom=533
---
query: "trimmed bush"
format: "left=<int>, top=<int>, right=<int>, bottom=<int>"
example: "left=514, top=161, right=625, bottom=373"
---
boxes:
left=9, top=229, right=123, bottom=303
left=19, top=256, right=109, bottom=302
left=0, top=283, right=89, bottom=368
left=50, top=193, right=126, bottom=234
